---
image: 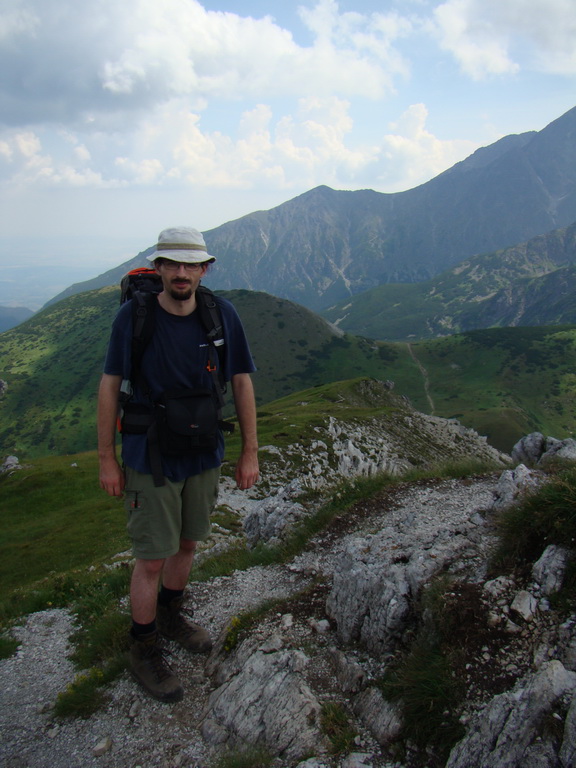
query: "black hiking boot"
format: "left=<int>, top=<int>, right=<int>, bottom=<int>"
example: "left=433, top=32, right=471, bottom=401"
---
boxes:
left=129, top=630, right=184, bottom=702
left=156, top=596, right=213, bottom=653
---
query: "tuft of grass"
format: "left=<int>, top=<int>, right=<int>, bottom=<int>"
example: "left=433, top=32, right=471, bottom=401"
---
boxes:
left=491, top=465, right=576, bottom=572
left=211, top=746, right=273, bottom=768
left=402, top=457, right=507, bottom=483
left=380, top=637, right=465, bottom=758
left=0, top=633, right=19, bottom=659
left=378, top=575, right=473, bottom=762
left=69, top=609, right=130, bottom=670
left=54, top=663, right=122, bottom=719
left=221, top=598, right=280, bottom=653
left=320, top=702, right=357, bottom=756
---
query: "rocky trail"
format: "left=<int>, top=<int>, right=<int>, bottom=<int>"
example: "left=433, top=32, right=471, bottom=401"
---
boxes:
left=0, top=474, right=499, bottom=768
left=3, top=389, right=576, bottom=768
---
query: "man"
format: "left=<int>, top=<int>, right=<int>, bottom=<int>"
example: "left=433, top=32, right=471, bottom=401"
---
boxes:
left=98, top=226, right=259, bottom=703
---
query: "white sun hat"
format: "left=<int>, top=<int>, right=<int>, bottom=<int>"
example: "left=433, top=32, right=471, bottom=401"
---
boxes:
left=146, top=226, right=216, bottom=264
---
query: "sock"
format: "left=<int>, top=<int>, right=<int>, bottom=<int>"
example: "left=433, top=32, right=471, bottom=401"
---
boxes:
left=131, top=619, right=156, bottom=638
left=158, top=585, right=184, bottom=606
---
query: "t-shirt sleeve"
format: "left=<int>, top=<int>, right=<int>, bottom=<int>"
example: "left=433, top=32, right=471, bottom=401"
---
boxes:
left=103, top=303, right=132, bottom=377
left=219, top=298, right=256, bottom=380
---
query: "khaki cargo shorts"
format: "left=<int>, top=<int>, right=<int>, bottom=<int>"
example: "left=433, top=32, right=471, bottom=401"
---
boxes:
left=123, top=465, right=220, bottom=559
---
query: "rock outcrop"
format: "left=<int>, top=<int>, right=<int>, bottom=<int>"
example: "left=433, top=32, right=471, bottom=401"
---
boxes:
left=325, top=478, right=496, bottom=654
left=445, top=661, right=576, bottom=768
left=201, top=632, right=327, bottom=762
left=512, top=431, right=576, bottom=467
left=244, top=381, right=509, bottom=548
left=204, top=431, right=576, bottom=767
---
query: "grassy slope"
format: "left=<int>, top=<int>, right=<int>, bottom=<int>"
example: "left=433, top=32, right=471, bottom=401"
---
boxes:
left=0, top=452, right=126, bottom=592
left=390, top=327, right=576, bottom=452
left=0, top=287, right=115, bottom=457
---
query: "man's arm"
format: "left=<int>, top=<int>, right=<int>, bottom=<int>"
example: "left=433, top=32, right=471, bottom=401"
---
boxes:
left=97, top=373, right=125, bottom=497
left=231, top=373, right=259, bottom=490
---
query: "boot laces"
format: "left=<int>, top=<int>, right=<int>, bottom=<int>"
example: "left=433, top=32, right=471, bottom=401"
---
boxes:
left=141, top=642, right=176, bottom=682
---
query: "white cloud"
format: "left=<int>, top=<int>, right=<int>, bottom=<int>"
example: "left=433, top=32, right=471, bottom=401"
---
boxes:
left=434, top=0, right=576, bottom=79
left=0, top=0, right=573, bottom=249
left=0, top=96, right=480, bottom=197
left=0, top=0, right=412, bottom=131
left=375, top=103, right=477, bottom=189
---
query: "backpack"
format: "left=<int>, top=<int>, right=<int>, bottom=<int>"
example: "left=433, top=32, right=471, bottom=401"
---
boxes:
left=119, top=267, right=227, bottom=400
left=118, top=267, right=233, bottom=486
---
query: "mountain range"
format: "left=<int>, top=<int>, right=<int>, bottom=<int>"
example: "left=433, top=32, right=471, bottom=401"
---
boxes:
left=47, top=105, right=576, bottom=323
left=323, top=221, right=576, bottom=340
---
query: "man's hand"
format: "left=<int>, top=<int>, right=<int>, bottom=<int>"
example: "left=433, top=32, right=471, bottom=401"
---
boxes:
left=97, top=373, right=124, bottom=497
left=99, top=455, right=125, bottom=497
left=235, top=449, right=259, bottom=490
left=231, top=373, right=259, bottom=490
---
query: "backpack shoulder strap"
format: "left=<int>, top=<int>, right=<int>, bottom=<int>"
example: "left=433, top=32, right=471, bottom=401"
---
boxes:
left=130, top=290, right=157, bottom=398
left=195, top=285, right=227, bottom=401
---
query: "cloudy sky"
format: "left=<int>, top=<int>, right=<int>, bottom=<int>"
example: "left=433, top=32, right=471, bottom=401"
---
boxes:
left=1, top=0, right=576, bottom=308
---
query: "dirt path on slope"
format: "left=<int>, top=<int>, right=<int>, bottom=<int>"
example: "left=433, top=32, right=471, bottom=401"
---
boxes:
left=407, top=342, right=435, bottom=414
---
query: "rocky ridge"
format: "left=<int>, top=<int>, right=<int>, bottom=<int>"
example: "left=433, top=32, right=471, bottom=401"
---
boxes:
left=1, top=397, right=576, bottom=767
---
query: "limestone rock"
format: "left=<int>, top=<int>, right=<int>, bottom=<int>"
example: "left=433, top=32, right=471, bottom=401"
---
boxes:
left=201, top=634, right=326, bottom=762
left=511, top=433, right=547, bottom=466
left=510, top=590, right=538, bottom=622
left=330, top=648, right=367, bottom=694
left=532, top=545, right=571, bottom=596
left=243, top=479, right=308, bottom=548
left=1, top=455, right=21, bottom=474
left=352, top=687, right=403, bottom=746
left=560, top=695, right=576, bottom=767
left=491, top=464, right=544, bottom=511
left=512, top=432, right=576, bottom=467
left=445, top=661, right=576, bottom=768
left=326, top=479, right=496, bottom=654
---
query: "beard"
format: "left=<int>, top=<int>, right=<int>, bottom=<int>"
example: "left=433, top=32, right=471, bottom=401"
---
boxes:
left=168, top=280, right=193, bottom=301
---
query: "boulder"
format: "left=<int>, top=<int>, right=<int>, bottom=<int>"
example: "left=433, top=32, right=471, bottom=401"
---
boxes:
left=491, top=464, right=544, bottom=511
left=1, top=455, right=21, bottom=474
left=352, top=687, right=403, bottom=746
left=201, top=633, right=326, bottom=762
left=512, top=432, right=576, bottom=467
left=243, top=479, right=308, bottom=548
left=532, top=545, right=571, bottom=596
left=511, top=432, right=547, bottom=466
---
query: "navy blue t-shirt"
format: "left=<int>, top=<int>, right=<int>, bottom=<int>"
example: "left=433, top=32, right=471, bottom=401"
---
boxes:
left=103, top=292, right=256, bottom=480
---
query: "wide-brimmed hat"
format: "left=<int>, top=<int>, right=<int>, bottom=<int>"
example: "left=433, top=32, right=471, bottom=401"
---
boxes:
left=146, top=226, right=216, bottom=264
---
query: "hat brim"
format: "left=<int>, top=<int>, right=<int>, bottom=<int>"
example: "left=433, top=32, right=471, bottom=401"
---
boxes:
left=146, top=249, right=216, bottom=264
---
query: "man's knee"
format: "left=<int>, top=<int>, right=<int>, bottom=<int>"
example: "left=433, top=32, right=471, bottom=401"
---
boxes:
left=135, top=557, right=166, bottom=578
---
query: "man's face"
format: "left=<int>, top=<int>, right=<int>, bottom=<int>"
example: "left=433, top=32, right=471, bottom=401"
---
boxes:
left=155, top=259, right=209, bottom=301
